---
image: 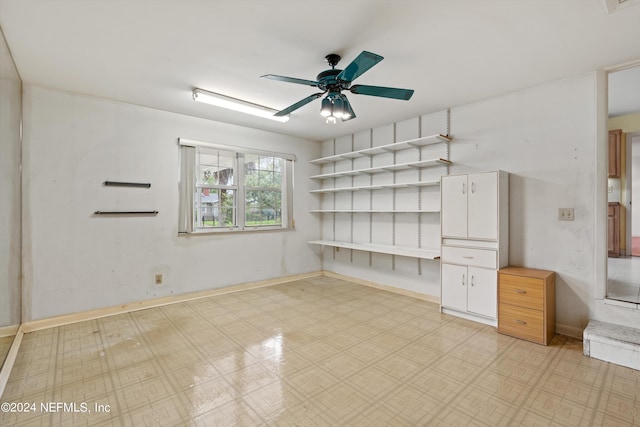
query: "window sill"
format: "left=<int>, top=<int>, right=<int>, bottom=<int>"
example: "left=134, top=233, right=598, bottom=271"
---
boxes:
left=179, top=226, right=295, bottom=236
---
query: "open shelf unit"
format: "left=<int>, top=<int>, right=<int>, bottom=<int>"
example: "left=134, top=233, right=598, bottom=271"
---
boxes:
left=309, top=125, right=452, bottom=264
left=310, top=158, right=450, bottom=180
left=310, top=209, right=439, bottom=213
left=310, top=180, right=440, bottom=193
left=310, top=134, right=451, bottom=164
left=309, top=240, right=440, bottom=260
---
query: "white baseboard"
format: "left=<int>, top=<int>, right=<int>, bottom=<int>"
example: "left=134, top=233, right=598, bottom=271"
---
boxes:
left=321, top=270, right=440, bottom=304
left=0, top=324, right=19, bottom=338
left=556, top=323, right=585, bottom=340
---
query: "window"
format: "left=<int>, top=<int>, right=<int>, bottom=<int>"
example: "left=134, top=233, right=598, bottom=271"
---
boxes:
left=178, top=138, right=294, bottom=233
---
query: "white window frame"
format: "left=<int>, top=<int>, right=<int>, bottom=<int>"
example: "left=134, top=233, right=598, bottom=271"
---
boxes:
left=178, top=138, right=295, bottom=234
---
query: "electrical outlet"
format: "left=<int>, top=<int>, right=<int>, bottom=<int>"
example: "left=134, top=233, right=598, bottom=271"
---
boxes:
left=558, top=208, right=575, bottom=221
left=155, top=274, right=163, bottom=285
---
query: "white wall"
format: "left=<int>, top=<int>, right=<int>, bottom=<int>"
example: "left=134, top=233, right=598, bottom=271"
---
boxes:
left=0, top=27, right=21, bottom=329
left=319, top=73, right=598, bottom=335
left=22, top=85, right=321, bottom=321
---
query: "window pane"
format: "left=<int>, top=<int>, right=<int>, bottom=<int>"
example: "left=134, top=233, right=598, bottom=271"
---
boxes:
left=195, top=188, right=236, bottom=228
left=199, top=150, right=235, bottom=185
left=245, top=190, right=281, bottom=226
left=245, top=155, right=282, bottom=189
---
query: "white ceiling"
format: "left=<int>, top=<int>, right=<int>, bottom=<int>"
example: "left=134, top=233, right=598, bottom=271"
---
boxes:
left=1, top=0, right=640, bottom=141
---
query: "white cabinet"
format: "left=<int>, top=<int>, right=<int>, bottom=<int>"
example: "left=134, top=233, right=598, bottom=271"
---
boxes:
left=440, top=171, right=508, bottom=326
left=441, top=174, right=468, bottom=238
left=441, top=172, right=499, bottom=240
left=441, top=264, right=496, bottom=318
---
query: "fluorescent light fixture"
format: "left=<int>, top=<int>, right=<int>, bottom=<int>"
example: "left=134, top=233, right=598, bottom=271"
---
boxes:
left=192, top=88, right=289, bottom=123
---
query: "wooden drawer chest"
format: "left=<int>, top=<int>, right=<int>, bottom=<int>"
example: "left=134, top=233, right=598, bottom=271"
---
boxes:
left=498, top=267, right=555, bottom=345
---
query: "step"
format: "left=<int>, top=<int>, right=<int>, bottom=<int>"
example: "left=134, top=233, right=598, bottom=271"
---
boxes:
left=583, top=320, right=640, bottom=370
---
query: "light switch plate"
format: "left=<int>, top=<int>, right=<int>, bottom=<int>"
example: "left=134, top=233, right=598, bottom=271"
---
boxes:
left=559, top=208, right=575, bottom=221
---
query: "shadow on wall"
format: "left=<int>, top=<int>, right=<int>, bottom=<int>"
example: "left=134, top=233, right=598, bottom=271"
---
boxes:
left=507, top=173, right=591, bottom=335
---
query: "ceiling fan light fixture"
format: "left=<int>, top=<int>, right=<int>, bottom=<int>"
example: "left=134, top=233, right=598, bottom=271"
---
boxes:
left=192, top=88, right=289, bottom=123
left=320, top=97, right=333, bottom=117
left=337, top=95, right=352, bottom=120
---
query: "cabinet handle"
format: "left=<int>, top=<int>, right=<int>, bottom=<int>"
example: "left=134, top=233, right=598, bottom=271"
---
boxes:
left=462, top=274, right=465, bottom=286
left=471, top=182, right=476, bottom=194
left=463, top=256, right=474, bottom=259
left=515, top=289, right=527, bottom=294
left=462, top=182, right=466, bottom=194
left=515, top=320, right=527, bottom=325
left=471, top=275, right=475, bottom=287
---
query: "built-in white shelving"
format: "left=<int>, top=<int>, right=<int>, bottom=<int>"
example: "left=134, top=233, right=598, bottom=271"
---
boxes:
left=309, top=123, right=452, bottom=266
left=310, top=180, right=440, bottom=193
left=310, top=158, right=450, bottom=180
left=309, top=134, right=451, bottom=164
left=310, top=209, right=439, bottom=213
left=309, top=240, right=440, bottom=260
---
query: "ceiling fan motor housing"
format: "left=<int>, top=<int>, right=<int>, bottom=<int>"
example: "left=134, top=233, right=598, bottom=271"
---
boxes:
left=316, top=69, right=346, bottom=92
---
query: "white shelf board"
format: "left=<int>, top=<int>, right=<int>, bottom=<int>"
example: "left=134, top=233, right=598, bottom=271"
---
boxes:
left=310, top=158, right=451, bottom=180
left=310, top=209, right=440, bottom=213
left=309, top=240, right=440, bottom=260
left=310, top=180, right=440, bottom=193
left=310, top=134, right=452, bottom=164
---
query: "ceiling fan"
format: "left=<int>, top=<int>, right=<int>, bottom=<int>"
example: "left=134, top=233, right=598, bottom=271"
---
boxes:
left=261, top=51, right=414, bottom=123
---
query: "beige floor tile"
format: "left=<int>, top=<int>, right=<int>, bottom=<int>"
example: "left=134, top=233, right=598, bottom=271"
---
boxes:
left=312, top=383, right=371, bottom=422
left=192, top=398, right=260, bottom=426
left=264, top=402, right=330, bottom=426
left=176, top=377, right=239, bottom=417
left=3, top=276, right=640, bottom=426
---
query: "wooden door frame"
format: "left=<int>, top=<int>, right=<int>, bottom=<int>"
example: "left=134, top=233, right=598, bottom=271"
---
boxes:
left=625, top=131, right=640, bottom=256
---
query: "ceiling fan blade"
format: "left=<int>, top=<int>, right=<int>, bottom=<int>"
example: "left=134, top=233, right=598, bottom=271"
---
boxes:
left=275, top=93, right=324, bottom=116
left=337, top=51, right=383, bottom=83
left=261, top=74, right=319, bottom=87
left=350, top=84, right=414, bottom=100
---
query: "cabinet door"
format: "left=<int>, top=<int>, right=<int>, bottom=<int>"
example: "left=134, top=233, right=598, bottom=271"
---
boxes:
left=609, top=129, right=621, bottom=178
left=468, top=172, right=498, bottom=240
left=441, top=263, right=467, bottom=312
left=467, top=267, right=497, bottom=318
left=441, top=175, right=468, bottom=238
left=608, top=203, right=620, bottom=257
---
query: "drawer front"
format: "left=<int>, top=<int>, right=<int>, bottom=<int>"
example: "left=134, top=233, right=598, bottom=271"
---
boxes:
left=499, top=275, right=544, bottom=310
left=441, top=246, right=497, bottom=269
left=498, top=304, right=544, bottom=344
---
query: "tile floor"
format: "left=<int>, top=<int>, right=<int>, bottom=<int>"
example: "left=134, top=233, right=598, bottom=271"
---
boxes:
left=1, top=276, right=639, bottom=426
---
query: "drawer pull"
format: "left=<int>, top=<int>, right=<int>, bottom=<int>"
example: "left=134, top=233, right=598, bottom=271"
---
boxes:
left=463, top=256, right=474, bottom=259
left=515, top=320, right=527, bottom=325
left=515, top=289, right=527, bottom=294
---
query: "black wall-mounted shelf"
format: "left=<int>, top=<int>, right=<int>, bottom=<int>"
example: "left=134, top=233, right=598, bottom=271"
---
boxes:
left=94, top=211, right=158, bottom=215
left=104, top=181, right=151, bottom=188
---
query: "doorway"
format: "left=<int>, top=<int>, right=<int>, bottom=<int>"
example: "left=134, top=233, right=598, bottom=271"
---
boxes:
left=607, top=66, right=640, bottom=303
